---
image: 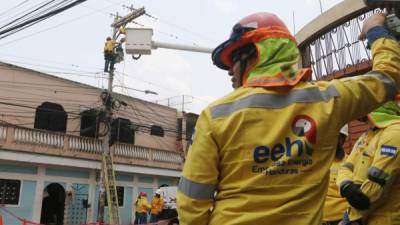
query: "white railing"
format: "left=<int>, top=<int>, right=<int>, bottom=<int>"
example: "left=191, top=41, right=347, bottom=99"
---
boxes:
left=68, top=136, right=102, bottom=154
left=14, top=127, right=64, bottom=148
left=153, top=149, right=183, bottom=164
left=2, top=124, right=183, bottom=167
left=0, top=124, right=6, bottom=140
left=113, top=143, right=151, bottom=160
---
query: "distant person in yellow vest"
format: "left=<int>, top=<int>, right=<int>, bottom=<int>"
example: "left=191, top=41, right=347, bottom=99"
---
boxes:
left=322, top=125, right=349, bottom=225
left=135, top=192, right=151, bottom=224
left=104, top=37, right=115, bottom=72
left=150, top=189, right=165, bottom=223
left=337, top=96, right=400, bottom=225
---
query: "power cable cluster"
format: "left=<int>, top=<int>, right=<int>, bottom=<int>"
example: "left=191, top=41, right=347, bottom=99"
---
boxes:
left=0, top=0, right=87, bottom=40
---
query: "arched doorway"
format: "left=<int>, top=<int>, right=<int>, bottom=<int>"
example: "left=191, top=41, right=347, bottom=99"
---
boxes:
left=40, top=183, right=65, bottom=225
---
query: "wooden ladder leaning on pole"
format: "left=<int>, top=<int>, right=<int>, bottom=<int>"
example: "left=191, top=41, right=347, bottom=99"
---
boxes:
left=102, top=153, right=119, bottom=224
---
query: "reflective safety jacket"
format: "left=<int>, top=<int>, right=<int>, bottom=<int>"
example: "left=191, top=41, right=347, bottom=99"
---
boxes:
left=177, top=37, right=400, bottom=225
left=104, top=40, right=115, bottom=53
left=337, top=125, right=400, bottom=224
left=151, top=196, right=164, bottom=215
left=136, top=197, right=151, bottom=214
left=323, top=158, right=349, bottom=222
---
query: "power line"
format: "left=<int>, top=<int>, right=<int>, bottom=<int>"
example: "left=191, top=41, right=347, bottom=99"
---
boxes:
left=0, top=0, right=88, bottom=40
left=0, top=0, right=31, bottom=19
left=0, top=0, right=132, bottom=46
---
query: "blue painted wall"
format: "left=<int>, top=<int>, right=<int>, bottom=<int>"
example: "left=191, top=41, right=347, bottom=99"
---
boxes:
left=138, top=176, right=153, bottom=184
left=120, top=186, right=133, bottom=224
left=158, top=177, right=173, bottom=187
left=0, top=164, right=37, bottom=174
left=116, top=173, right=133, bottom=182
left=45, top=168, right=90, bottom=179
left=92, top=185, right=100, bottom=223
left=2, top=180, right=36, bottom=225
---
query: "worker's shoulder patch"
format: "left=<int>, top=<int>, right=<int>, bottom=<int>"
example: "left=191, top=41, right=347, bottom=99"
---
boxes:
left=380, top=145, right=397, bottom=157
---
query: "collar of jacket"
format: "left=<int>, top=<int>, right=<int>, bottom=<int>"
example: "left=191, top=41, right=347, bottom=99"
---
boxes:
left=368, top=100, right=400, bottom=128
left=242, top=37, right=311, bottom=88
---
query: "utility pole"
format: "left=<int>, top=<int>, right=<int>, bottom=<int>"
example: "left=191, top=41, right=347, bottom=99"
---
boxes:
left=97, top=6, right=145, bottom=224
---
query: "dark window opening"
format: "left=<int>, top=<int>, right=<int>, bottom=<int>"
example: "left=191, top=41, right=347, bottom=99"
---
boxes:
left=105, top=186, right=124, bottom=207
left=0, top=179, right=21, bottom=205
left=80, top=109, right=101, bottom=138
left=151, top=125, right=164, bottom=137
left=34, top=102, right=67, bottom=132
left=176, top=118, right=183, bottom=141
left=185, top=113, right=199, bottom=141
left=111, top=118, right=134, bottom=145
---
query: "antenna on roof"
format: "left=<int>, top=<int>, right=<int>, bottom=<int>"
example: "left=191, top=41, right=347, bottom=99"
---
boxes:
left=319, top=0, right=324, bottom=14
left=292, top=11, right=296, bottom=34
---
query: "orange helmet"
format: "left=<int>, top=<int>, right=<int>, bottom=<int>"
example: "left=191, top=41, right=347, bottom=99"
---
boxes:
left=140, top=192, right=147, bottom=197
left=212, top=12, right=294, bottom=70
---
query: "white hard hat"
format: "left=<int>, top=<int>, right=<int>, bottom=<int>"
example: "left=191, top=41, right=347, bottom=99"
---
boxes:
left=340, top=124, right=348, bottom=137
left=155, top=189, right=162, bottom=195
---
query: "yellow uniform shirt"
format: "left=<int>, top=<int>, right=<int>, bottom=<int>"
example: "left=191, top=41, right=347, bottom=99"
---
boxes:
left=104, top=40, right=115, bottom=53
left=337, top=125, right=400, bottom=224
left=135, top=197, right=151, bottom=213
left=151, top=196, right=164, bottom=215
left=323, top=157, right=348, bottom=222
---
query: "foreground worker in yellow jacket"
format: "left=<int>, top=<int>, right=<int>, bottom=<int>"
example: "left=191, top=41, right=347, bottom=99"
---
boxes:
left=177, top=11, right=400, bottom=225
left=337, top=98, right=400, bottom=225
left=322, top=125, right=350, bottom=225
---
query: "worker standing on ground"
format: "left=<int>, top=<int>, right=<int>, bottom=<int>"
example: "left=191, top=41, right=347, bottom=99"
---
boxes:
left=135, top=192, right=151, bottom=224
left=103, top=36, right=115, bottom=72
left=150, top=189, right=165, bottom=223
left=337, top=97, right=400, bottom=225
left=177, top=12, right=400, bottom=225
left=322, top=125, right=349, bottom=225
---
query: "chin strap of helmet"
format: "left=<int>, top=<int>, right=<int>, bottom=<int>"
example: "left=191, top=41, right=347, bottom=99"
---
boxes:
left=238, top=46, right=256, bottom=86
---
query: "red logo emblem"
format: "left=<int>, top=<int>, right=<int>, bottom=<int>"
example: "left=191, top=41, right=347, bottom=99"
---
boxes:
left=292, top=115, right=317, bottom=144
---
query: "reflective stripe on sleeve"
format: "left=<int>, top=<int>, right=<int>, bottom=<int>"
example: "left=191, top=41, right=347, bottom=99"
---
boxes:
left=368, top=166, right=391, bottom=187
left=342, top=162, right=354, bottom=171
left=211, top=85, right=339, bottom=118
left=367, top=71, right=397, bottom=101
left=178, top=176, right=216, bottom=200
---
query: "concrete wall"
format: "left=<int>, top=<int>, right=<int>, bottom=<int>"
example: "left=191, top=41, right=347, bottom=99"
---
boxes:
left=0, top=62, right=180, bottom=152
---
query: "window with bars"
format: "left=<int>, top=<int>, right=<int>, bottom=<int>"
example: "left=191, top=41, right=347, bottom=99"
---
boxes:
left=0, top=179, right=21, bottom=205
left=104, top=186, right=124, bottom=207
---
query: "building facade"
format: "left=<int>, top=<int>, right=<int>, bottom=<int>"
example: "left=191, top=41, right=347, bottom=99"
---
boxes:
left=0, top=62, right=195, bottom=225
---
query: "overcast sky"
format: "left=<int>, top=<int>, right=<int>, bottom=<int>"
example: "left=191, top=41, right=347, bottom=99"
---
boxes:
left=0, top=0, right=343, bottom=114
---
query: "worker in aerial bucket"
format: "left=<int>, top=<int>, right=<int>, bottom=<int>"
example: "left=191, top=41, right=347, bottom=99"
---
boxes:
left=338, top=96, right=400, bottom=225
left=177, top=11, right=400, bottom=225
left=104, top=36, right=116, bottom=72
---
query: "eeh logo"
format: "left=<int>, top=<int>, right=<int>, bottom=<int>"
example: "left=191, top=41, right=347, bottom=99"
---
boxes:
left=291, top=115, right=317, bottom=144
left=252, top=115, right=316, bottom=164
